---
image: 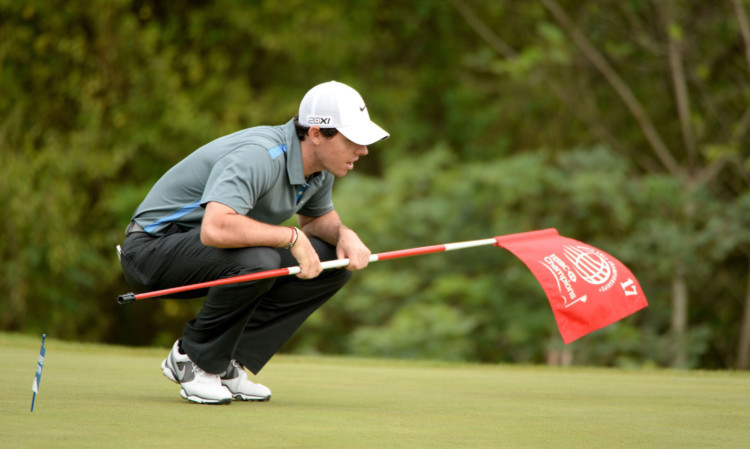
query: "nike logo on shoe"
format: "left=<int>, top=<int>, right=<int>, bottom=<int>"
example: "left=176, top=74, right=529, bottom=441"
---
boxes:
left=175, top=361, right=193, bottom=382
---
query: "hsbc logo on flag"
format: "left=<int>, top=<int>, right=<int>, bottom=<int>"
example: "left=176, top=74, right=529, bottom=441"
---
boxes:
left=564, top=245, right=616, bottom=291
left=539, top=245, right=621, bottom=309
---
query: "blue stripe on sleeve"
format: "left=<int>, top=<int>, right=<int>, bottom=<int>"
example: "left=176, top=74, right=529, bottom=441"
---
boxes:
left=267, top=144, right=287, bottom=160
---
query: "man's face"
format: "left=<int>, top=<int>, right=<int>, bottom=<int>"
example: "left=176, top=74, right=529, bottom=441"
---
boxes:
left=318, top=132, right=369, bottom=177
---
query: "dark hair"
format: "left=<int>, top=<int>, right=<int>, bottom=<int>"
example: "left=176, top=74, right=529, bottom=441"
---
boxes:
left=294, top=115, right=339, bottom=141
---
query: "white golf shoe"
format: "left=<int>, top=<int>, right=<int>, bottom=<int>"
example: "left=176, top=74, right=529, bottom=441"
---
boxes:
left=161, top=340, right=232, bottom=405
left=221, top=359, right=272, bottom=402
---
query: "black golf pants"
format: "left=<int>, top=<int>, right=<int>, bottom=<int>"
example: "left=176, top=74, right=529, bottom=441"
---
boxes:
left=120, top=225, right=351, bottom=374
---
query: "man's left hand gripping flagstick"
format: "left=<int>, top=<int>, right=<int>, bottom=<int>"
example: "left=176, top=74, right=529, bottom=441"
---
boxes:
left=31, top=334, right=46, bottom=412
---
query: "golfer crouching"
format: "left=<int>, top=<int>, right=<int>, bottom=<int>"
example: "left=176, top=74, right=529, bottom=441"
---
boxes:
left=119, top=81, right=388, bottom=404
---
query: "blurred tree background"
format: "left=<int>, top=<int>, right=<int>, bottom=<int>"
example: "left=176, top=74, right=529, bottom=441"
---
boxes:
left=2, top=0, right=749, bottom=369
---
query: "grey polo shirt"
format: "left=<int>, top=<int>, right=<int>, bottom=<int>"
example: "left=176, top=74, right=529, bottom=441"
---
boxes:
left=131, top=119, right=335, bottom=236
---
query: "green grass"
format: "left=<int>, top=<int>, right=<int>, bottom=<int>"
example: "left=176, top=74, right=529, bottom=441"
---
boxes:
left=2, top=333, right=749, bottom=448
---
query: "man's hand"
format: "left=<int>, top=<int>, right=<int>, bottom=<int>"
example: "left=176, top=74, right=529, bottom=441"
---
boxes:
left=297, top=210, right=370, bottom=273
left=290, top=231, right=323, bottom=279
left=335, top=227, right=371, bottom=271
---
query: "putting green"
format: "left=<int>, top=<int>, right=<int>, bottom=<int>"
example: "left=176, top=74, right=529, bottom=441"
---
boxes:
left=2, top=333, right=749, bottom=448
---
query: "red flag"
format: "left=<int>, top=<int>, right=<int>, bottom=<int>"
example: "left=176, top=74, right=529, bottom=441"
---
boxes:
left=495, top=229, right=648, bottom=344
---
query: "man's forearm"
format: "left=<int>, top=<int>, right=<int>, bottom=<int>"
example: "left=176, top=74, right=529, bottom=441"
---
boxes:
left=298, top=210, right=349, bottom=246
left=202, top=201, right=291, bottom=248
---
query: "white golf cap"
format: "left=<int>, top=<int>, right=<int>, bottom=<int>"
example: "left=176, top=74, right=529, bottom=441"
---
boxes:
left=299, top=81, right=390, bottom=146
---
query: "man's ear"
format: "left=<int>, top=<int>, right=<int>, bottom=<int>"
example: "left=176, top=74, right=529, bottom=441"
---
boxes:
left=307, top=126, right=322, bottom=144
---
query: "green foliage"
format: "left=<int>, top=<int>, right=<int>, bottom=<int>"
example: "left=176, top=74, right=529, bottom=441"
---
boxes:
left=2, top=0, right=749, bottom=369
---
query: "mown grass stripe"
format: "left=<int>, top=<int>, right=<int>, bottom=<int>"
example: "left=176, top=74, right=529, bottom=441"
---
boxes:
left=2, top=333, right=749, bottom=448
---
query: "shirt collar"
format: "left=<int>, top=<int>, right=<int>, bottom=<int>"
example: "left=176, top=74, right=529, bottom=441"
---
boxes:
left=284, top=119, right=307, bottom=185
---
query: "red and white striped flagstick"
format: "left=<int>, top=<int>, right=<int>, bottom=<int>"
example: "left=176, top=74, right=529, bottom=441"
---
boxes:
left=117, top=237, right=500, bottom=304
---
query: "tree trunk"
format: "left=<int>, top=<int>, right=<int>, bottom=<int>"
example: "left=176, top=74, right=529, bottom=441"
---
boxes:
left=738, top=260, right=750, bottom=369
left=671, top=270, right=688, bottom=368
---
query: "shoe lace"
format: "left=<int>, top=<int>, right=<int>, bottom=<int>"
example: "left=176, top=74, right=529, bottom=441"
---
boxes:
left=193, top=365, right=220, bottom=383
left=221, top=360, right=244, bottom=380
left=230, top=359, right=243, bottom=370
